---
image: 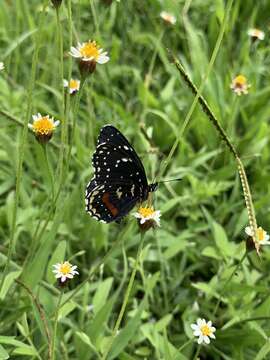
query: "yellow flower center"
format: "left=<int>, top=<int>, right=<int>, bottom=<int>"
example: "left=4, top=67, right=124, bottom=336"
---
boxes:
left=138, top=207, right=155, bottom=218
left=234, top=75, right=246, bottom=87
left=80, top=41, right=99, bottom=60
left=33, top=117, right=54, bottom=135
left=59, top=262, right=72, bottom=275
left=253, top=29, right=261, bottom=37
left=69, top=79, right=79, bottom=89
left=257, top=228, right=265, bottom=242
left=200, top=325, right=212, bottom=336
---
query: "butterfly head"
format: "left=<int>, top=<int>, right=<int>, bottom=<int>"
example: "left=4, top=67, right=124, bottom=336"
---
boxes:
left=148, top=183, right=158, bottom=193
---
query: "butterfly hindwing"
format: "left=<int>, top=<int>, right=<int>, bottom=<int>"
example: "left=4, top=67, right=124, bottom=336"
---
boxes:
left=85, top=182, right=140, bottom=223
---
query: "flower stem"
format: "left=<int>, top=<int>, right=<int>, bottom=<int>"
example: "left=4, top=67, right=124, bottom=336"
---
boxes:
left=42, top=144, right=55, bottom=202
left=192, top=344, right=202, bottom=360
left=51, top=290, right=63, bottom=360
left=173, top=58, right=258, bottom=252
left=66, top=76, right=87, bottom=170
left=0, top=2, right=47, bottom=292
left=213, top=251, right=248, bottom=315
left=101, top=233, right=145, bottom=360
left=59, top=222, right=132, bottom=309
left=176, top=338, right=193, bottom=355
left=55, top=5, right=67, bottom=194
left=15, top=279, right=52, bottom=359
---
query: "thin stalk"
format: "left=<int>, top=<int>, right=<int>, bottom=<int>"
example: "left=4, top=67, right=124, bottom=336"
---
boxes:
left=22, top=0, right=73, bottom=273
left=175, top=338, right=193, bottom=356
left=66, top=76, right=87, bottom=170
left=173, top=59, right=258, bottom=252
left=102, top=233, right=145, bottom=360
left=0, top=1, right=48, bottom=292
left=55, top=6, right=67, bottom=194
left=213, top=251, right=248, bottom=315
left=157, top=0, right=234, bottom=182
left=60, top=222, right=132, bottom=308
left=52, top=290, right=64, bottom=360
left=42, top=144, right=55, bottom=202
left=192, top=344, right=201, bottom=360
left=15, top=279, right=52, bottom=360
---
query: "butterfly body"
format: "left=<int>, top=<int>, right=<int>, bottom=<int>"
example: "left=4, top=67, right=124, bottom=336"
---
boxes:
left=85, top=125, right=157, bottom=223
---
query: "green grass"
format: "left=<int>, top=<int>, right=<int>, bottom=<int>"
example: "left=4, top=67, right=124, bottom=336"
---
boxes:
left=1, top=0, right=270, bottom=359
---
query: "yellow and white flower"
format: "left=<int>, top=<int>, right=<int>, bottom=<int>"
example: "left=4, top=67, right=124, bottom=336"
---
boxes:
left=0, top=62, right=4, bottom=71
left=160, top=11, right=177, bottom=25
left=28, top=113, right=60, bottom=143
left=63, top=78, right=80, bottom=94
left=52, top=261, right=79, bottom=283
left=248, top=28, right=265, bottom=41
left=133, top=206, right=161, bottom=231
left=245, top=226, right=270, bottom=246
left=191, top=318, right=216, bottom=345
left=230, top=75, right=251, bottom=96
left=70, top=40, right=109, bottom=64
left=70, top=40, right=109, bottom=75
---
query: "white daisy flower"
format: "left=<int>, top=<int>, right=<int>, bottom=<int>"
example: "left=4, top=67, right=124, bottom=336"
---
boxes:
left=230, top=75, right=251, bottom=96
left=0, top=62, right=4, bottom=71
left=191, top=318, right=216, bottom=345
left=247, top=28, right=265, bottom=41
left=245, top=226, right=270, bottom=246
left=52, top=261, right=79, bottom=283
left=160, top=11, right=177, bottom=25
left=63, top=78, right=80, bottom=94
left=133, top=206, right=161, bottom=231
left=28, top=113, right=60, bottom=143
left=69, top=40, right=109, bottom=64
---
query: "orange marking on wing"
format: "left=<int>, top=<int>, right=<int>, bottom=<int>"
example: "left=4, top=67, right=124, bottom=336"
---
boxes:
left=102, top=192, right=119, bottom=216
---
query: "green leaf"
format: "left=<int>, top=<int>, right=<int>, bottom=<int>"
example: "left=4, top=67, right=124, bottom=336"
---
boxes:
left=255, top=340, right=270, bottom=360
left=0, top=345, right=9, bottom=360
left=0, top=271, right=21, bottom=300
left=92, top=277, right=113, bottom=315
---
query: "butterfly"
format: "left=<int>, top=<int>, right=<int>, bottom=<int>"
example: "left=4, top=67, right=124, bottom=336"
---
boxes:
left=85, top=125, right=158, bottom=223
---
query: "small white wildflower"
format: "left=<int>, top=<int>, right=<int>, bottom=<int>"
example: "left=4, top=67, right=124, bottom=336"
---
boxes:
left=245, top=226, right=270, bottom=246
left=63, top=78, right=80, bottom=94
left=160, top=11, right=177, bottom=25
left=191, top=318, right=216, bottom=345
left=247, top=28, right=265, bottom=41
left=52, top=261, right=79, bottom=283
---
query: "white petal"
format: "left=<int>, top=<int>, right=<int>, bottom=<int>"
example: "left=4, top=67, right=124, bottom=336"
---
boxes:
left=207, top=321, right=212, bottom=327
left=54, top=120, right=60, bottom=127
left=197, top=318, right=204, bottom=327
left=197, top=335, right=203, bottom=344
left=97, top=55, right=110, bottom=64
left=209, top=333, right=216, bottom=339
left=245, top=226, right=253, bottom=236
left=63, top=79, right=69, bottom=87
left=28, top=124, right=33, bottom=129
left=210, top=326, right=216, bottom=333
left=203, top=336, right=210, bottom=344
left=61, top=276, right=66, bottom=282
left=193, top=330, right=201, bottom=337
left=191, top=324, right=199, bottom=330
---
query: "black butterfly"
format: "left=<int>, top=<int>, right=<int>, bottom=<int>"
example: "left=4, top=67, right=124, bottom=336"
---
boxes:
left=85, top=125, right=158, bottom=223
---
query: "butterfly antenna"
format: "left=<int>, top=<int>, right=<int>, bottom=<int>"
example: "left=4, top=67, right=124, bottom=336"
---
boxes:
left=158, top=177, right=182, bottom=184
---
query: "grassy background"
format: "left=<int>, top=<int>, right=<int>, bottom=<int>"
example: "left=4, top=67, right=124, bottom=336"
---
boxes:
left=1, top=0, right=270, bottom=359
